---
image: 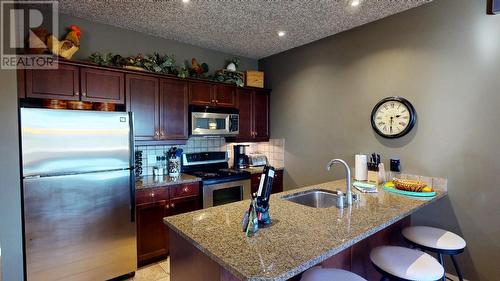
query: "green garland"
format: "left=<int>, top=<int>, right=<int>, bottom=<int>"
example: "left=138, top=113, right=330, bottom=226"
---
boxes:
left=88, top=52, right=245, bottom=87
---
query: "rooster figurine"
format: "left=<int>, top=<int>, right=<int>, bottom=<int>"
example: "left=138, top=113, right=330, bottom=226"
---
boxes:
left=48, top=25, right=81, bottom=59
left=191, top=58, right=203, bottom=75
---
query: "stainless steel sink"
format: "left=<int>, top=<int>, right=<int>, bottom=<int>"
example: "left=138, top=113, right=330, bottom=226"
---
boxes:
left=281, top=189, right=340, bottom=208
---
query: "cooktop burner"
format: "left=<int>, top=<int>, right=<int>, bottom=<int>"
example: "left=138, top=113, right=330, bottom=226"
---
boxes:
left=182, top=152, right=251, bottom=185
left=187, top=169, right=250, bottom=184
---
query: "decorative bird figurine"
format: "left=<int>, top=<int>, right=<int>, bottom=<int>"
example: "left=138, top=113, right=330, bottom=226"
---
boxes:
left=47, top=25, right=81, bottom=59
left=191, top=58, right=204, bottom=75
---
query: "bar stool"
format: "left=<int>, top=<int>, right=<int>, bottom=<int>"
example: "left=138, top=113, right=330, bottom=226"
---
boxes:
left=370, top=246, right=444, bottom=281
left=402, top=226, right=466, bottom=281
left=301, top=266, right=367, bottom=281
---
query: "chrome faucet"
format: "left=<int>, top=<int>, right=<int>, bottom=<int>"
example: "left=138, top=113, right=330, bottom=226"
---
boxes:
left=326, top=159, right=353, bottom=206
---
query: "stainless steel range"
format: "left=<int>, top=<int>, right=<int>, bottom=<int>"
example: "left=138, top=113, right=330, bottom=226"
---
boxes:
left=182, top=152, right=251, bottom=208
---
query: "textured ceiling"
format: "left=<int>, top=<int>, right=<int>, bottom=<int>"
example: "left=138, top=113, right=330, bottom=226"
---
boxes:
left=57, top=0, right=431, bottom=59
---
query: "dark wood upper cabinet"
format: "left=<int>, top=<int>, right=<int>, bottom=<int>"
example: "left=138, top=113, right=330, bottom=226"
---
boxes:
left=253, top=90, right=270, bottom=141
left=160, top=79, right=189, bottom=140
left=126, top=74, right=159, bottom=141
left=26, top=64, right=80, bottom=100
left=236, top=89, right=253, bottom=140
left=189, top=82, right=213, bottom=106
left=17, top=69, right=26, bottom=98
left=189, top=82, right=236, bottom=107
left=18, top=60, right=272, bottom=144
left=232, top=89, right=270, bottom=142
left=213, top=85, right=236, bottom=107
left=80, top=67, right=124, bottom=103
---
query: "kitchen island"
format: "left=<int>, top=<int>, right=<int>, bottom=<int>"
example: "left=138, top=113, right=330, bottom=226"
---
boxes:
left=164, top=178, right=447, bottom=281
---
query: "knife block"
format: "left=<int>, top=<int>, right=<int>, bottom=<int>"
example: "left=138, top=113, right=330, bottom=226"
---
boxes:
left=367, top=170, right=380, bottom=185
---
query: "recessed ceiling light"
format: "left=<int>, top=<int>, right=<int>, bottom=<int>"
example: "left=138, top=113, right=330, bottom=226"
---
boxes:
left=350, top=0, right=360, bottom=7
left=277, top=31, right=286, bottom=37
left=182, top=0, right=190, bottom=3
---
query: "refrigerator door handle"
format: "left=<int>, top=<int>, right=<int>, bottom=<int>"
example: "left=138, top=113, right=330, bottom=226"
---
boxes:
left=130, top=172, right=136, bottom=222
left=129, top=111, right=136, bottom=222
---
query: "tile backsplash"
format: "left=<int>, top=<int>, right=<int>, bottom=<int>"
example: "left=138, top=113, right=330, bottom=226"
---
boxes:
left=135, top=137, right=285, bottom=176
left=228, top=139, right=285, bottom=169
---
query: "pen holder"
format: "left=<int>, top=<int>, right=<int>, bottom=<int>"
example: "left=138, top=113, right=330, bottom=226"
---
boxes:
left=367, top=170, right=380, bottom=185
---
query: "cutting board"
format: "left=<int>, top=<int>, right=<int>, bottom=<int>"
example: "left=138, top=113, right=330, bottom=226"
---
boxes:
left=383, top=182, right=436, bottom=197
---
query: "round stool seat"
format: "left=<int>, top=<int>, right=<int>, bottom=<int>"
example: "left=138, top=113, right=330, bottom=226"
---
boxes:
left=370, top=246, right=444, bottom=281
left=402, top=226, right=466, bottom=252
left=301, top=266, right=367, bottom=281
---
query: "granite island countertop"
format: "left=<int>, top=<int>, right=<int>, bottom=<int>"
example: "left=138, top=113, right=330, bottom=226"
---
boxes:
left=164, top=179, right=447, bottom=281
left=136, top=173, right=201, bottom=189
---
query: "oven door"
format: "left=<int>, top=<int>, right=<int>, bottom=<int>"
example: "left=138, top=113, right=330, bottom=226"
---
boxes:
left=203, top=179, right=251, bottom=208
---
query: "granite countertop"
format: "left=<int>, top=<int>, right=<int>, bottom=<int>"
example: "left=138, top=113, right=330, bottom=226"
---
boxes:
left=136, top=173, right=201, bottom=189
left=242, top=166, right=284, bottom=174
left=164, top=179, right=447, bottom=281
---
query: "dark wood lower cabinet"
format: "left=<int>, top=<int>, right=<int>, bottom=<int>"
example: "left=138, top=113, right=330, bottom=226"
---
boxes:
left=136, top=201, right=170, bottom=265
left=169, top=195, right=201, bottom=216
left=136, top=182, right=201, bottom=266
left=250, top=169, right=284, bottom=195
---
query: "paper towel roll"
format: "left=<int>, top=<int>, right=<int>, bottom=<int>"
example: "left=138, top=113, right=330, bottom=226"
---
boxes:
left=355, top=154, right=368, bottom=181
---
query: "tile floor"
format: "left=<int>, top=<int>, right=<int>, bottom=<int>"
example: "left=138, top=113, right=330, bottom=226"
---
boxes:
left=126, top=258, right=170, bottom=281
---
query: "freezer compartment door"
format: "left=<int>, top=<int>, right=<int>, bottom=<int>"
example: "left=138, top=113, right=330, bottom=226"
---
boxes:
left=23, top=170, right=136, bottom=281
left=21, top=108, right=131, bottom=177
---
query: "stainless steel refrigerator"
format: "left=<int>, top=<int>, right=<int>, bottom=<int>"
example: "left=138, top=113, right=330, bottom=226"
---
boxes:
left=20, top=108, right=136, bottom=281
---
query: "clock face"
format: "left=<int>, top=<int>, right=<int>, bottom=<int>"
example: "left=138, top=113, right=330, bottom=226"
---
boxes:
left=371, top=97, right=416, bottom=138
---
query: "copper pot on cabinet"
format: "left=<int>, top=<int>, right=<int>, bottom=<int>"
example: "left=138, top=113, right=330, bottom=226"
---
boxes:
left=93, top=103, right=116, bottom=111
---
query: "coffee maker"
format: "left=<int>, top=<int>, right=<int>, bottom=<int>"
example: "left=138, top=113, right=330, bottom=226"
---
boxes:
left=233, top=145, right=250, bottom=169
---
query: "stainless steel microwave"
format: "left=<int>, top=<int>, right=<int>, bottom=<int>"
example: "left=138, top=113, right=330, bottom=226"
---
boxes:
left=190, top=106, right=239, bottom=136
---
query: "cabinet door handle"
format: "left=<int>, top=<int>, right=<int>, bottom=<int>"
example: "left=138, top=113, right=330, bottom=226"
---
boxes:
left=215, top=100, right=219, bottom=103
left=150, top=192, right=155, bottom=198
left=165, top=204, right=169, bottom=209
left=160, top=130, right=165, bottom=137
left=81, top=92, right=87, bottom=97
left=254, top=132, right=258, bottom=136
left=155, top=130, right=160, bottom=139
left=183, top=187, right=189, bottom=193
left=170, top=203, right=175, bottom=208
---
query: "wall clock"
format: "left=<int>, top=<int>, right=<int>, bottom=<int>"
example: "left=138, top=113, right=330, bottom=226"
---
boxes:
left=371, top=96, right=416, bottom=138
